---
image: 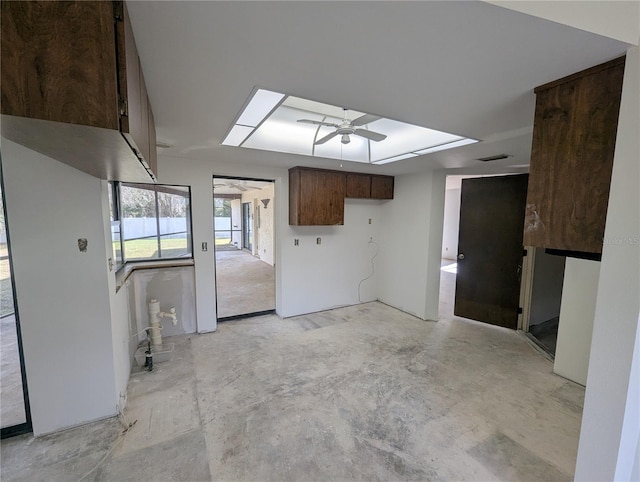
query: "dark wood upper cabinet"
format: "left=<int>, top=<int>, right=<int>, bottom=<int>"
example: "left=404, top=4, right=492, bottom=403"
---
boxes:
left=346, top=174, right=371, bottom=198
left=290, top=167, right=346, bottom=226
left=1, top=1, right=156, bottom=182
left=524, top=57, right=625, bottom=255
left=371, top=175, right=394, bottom=199
left=346, top=173, right=394, bottom=199
left=290, top=167, right=394, bottom=225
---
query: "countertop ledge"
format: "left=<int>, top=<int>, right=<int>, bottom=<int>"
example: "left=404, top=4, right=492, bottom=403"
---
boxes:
left=115, top=259, right=194, bottom=292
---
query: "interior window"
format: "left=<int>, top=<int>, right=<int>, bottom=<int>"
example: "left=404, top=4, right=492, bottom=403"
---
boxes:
left=108, top=182, right=123, bottom=269
left=118, top=183, right=192, bottom=262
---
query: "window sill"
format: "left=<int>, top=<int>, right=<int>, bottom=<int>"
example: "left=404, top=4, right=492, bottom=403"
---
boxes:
left=115, top=258, right=195, bottom=292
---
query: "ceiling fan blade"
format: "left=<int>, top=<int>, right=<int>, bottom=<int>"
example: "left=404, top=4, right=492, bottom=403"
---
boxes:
left=314, top=131, right=340, bottom=145
left=297, top=119, right=339, bottom=128
left=229, top=183, right=248, bottom=192
left=352, top=114, right=381, bottom=126
left=354, top=129, right=387, bottom=142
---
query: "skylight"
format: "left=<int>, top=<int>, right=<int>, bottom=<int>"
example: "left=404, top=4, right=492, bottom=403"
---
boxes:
left=221, top=88, right=478, bottom=165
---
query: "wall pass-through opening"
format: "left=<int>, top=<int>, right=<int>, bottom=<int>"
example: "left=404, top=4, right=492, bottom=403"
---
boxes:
left=213, top=176, right=275, bottom=321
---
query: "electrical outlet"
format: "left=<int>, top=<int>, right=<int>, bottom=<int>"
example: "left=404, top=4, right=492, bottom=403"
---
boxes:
left=294, top=239, right=299, bottom=246
left=202, top=242, right=208, bottom=252
left=316, top=237, right=321, bottom=245
left=368, top=218, right=372, bottom=224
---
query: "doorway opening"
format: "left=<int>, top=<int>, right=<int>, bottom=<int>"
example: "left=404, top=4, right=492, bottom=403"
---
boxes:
left=440, top=174, right=567, bottom=356
left=213, top=176, right=275, bottom=320
left=520, top=248, right=566, bottom=356
left=1, top=167, right=32, bottom=438
left=440, top=174, right=529, bottom=329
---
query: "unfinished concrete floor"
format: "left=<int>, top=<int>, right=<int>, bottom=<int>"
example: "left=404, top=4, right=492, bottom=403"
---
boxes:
left=1, top=298, right=584, bottom=481
left=215, top=248, right=275, bottom=318
left=1, top=314, right=26, bottom=428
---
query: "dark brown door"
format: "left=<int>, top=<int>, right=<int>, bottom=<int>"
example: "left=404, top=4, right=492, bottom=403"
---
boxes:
left=454, top=174, right=529, bottom=329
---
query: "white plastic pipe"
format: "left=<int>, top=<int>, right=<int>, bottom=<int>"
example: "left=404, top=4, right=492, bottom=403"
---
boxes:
left=148, top=299, right=163, bottom=347
left=147, top=299, right=179, bottom=347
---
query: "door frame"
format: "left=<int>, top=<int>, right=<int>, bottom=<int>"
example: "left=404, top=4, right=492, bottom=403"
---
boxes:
left=518, top=246, right=537, bottom=332
left=212, top=175, right=276, bottom=322
left=0, top=161, right=33, bottom=439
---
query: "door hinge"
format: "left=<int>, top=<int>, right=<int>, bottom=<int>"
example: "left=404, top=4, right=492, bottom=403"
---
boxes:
left=113, top=2, right=124, bottom=21
left=119, top=96, right=128, bottom=117
left=523, top=248, right=528, bottom=257
left=517, top=307, right=523, bottom=314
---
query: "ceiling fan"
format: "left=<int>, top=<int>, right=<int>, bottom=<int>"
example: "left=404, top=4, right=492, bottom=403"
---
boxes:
left=297, top=109, right=387, bottom=145
left=213, top=181, right=264, bottom=192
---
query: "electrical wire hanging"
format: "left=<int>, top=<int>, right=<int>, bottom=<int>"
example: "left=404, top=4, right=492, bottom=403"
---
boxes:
left=358, top=239, right=379, bottom=302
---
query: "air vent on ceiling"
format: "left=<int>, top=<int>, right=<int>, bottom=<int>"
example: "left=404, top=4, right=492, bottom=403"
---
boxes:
left=476, top=154, right=511, bottom=162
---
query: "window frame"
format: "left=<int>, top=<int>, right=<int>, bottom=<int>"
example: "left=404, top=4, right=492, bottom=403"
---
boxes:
left=113, top=181, right=193, bottom=267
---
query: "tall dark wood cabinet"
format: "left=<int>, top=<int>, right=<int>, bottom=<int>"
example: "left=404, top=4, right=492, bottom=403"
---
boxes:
left=524, top=57, right=625, bottom=255
left=1, top=1, right=157, bottom=182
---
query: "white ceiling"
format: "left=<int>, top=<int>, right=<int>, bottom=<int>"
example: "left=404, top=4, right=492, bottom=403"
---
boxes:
left=127, top=1, right=631, bottom=176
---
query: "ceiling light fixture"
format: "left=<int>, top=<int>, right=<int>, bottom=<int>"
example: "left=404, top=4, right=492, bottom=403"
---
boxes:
left=222, top=88, right=285, bottom=147
left=372, top=138, right=479, bottom=165
left=237, top=89, right=285, bottom=127
left=413, top=138, right=478, bottom=155
left=222, top=87, right=480, bottom=164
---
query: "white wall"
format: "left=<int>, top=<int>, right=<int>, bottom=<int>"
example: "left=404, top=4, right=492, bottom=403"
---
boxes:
left=378, top=170, right=445, bottom=320
left=2, top=140, right=117, bottom=435
left=242, top=184, right=275, bottom=266
left=575, top=46, right=640, bottom=482
left=102, top=182, right=133, bottom=410
left=158, top=155, right=390, bottom=320
left=129, top=266, right=196, bottom=344
left=487, top=1, right=640, bottom=46
left=156, top=157, right=217, bottom=332
left=258, top=184, right=275, bottom=266
left=441, top=187, right=461, bottom=260
left=553, top=258, right=600, bottom=385
left=282, top=198, right=379, bottom=316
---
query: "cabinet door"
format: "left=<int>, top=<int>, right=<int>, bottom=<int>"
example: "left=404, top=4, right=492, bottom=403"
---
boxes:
left=291, top=169, right=346, bottom=225
left=524, top=59, right=624, bottom=254
left=346, top=174, right=371, bottom=198
left=371, top=176, right=394, bottom=199
left=147, top=101, right=158, bottom=179
left=116, top=2, right=146, bottom=159
left=1, top=1, right=119, bottom=129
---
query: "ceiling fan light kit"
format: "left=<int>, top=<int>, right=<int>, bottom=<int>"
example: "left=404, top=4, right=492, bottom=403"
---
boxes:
left=298, top=109, right=388, bottom=146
